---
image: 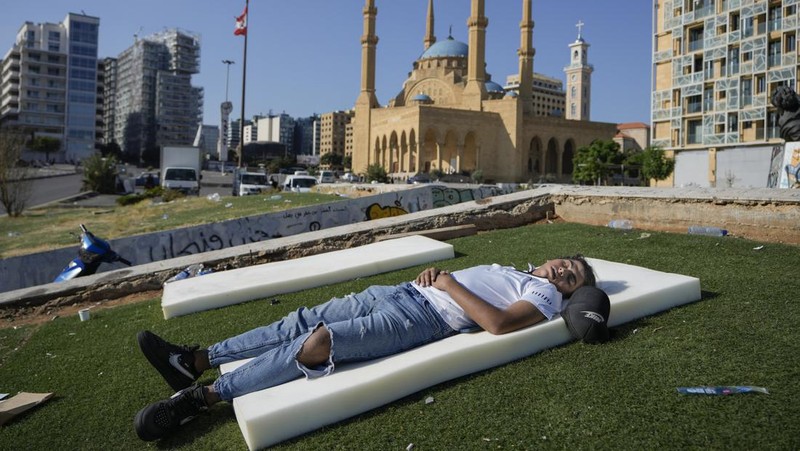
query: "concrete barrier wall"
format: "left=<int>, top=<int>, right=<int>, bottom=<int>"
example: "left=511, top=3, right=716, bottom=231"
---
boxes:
left=0, top=184, right=512, bottom=293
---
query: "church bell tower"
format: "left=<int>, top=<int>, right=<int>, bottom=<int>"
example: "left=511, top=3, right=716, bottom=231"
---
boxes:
left=564, top=20, right=593, bottom=121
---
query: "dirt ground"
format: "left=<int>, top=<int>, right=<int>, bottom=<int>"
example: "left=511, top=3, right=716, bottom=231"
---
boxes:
left=0, top=289, right=161, bottom=329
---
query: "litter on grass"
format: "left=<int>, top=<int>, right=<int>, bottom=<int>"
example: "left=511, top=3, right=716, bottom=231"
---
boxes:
left=677, top=386, right=768, bottom=395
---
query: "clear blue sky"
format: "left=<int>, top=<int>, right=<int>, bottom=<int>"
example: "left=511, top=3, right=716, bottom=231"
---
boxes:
left=1, top=0, right=652, bottom=128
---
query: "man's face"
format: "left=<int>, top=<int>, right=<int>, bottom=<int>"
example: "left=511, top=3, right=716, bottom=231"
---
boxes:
left=532, top=258, right=587, bottom=296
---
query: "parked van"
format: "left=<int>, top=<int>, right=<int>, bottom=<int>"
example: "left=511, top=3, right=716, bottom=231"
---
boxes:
left=232, top=169, right=270, bottom=196
left=283, top=175, right=317, bottom=192
left=318, top=170, right=335, bottom=183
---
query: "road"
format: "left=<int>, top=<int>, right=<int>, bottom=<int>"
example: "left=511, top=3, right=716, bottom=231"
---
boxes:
left=0, top=173, right=84, bottom=215
left=0, top=169, right=235, bottom=215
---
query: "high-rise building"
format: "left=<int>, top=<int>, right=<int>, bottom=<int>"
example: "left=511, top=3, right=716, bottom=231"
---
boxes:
left=0, top=13, right=100, bottom=162
left=257, top=113, right=295, bottom=154
left=111, top=29, right=202, bottom=163
left=652, top=0, right=793, bottom=187
left=504, top=73, right=566, bottom=117
left=100, top=57, right=117, bottom=146
left=294, top=115, right=319, bottom=155
left=320, top=110, right=353, bottom=158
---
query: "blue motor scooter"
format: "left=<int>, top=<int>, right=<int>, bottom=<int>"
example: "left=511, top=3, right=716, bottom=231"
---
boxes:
left=54, top=224, right=132, bottom=282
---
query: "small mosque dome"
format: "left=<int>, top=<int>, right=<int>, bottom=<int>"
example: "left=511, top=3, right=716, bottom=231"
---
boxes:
left=420, top=36, right=468, bottom=60
left=485, top=81, right=505, bottom=94
left=411, top=93, right=433, bottom=104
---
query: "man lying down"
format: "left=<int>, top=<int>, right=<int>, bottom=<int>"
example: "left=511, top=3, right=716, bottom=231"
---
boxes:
left=134, top=255, right=609, bottom=441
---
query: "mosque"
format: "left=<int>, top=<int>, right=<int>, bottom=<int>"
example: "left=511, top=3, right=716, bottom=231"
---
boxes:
left=351, top=0, right=619, bottom=183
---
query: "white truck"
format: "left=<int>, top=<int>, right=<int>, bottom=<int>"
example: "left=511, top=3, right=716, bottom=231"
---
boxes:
left=160, top=146, right=203, bottom=195
left=232, top=169, right=271, bottom=196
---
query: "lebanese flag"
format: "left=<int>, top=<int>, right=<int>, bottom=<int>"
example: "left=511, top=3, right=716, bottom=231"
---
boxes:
left=234, top=6, right=247, bottom=36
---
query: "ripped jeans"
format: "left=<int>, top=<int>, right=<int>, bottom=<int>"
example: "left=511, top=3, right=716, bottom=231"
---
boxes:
left=209, top=283, right=457, bottom=401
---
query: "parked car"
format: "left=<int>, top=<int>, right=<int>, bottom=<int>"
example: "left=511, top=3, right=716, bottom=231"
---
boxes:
left=407, top=173, right=432, bottom=184
left=283, top=175, right=318, bottom=192
left=341, top=172, right=357, bottom=183
left=318, top=170, right=335, bottom=183
left=135, top=171, right=160, bottom=188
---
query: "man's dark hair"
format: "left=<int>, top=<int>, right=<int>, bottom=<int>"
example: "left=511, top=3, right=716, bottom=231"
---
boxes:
left=562, top=254, right=596, bottom=289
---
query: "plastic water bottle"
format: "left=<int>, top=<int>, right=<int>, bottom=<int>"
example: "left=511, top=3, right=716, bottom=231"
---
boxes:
left=687, top=226, right=728, bottom=236
left=607, top=219, right=633, bottom=230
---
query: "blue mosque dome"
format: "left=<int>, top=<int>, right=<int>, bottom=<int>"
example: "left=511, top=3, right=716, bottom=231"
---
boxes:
left=485, top=81, right=505, bottom=94
left=420, top=36, right=468, bottom=60
left=412, top=93, right=432, bottom=103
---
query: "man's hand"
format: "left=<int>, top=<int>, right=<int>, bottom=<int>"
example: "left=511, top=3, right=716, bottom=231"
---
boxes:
left=415, top=267, right=450, bottom=287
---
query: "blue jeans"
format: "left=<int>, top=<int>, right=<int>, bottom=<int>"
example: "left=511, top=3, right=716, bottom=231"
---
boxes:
left=209, top=283, right=457, bottom=401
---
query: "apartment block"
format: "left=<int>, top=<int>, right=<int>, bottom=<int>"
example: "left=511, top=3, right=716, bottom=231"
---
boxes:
left=319, top=110, right=353, bottom=157
left=652, top=0, right=795, bottom=187
left=111, top=29, right=202, bottom=162
left=0, top=13, right=100, bottom=162
left=504, top=73, right=567, bottom=117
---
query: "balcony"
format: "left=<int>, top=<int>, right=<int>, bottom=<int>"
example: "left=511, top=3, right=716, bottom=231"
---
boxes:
left=688, top=39, right=704, bottom=52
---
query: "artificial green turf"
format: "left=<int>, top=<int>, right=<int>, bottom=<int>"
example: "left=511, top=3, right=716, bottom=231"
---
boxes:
left=1, top=223, right=798, bottom=450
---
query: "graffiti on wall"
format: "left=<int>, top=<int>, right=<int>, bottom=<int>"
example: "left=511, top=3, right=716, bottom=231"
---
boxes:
left=431, top=185, right=515, bottom=208
left=365, top=201, right=409, bottom=220
left=0, top=185, right=512, bottom=293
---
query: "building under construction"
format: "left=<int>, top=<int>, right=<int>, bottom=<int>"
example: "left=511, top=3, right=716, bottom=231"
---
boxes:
left=109, top=29, right=203, bottom=163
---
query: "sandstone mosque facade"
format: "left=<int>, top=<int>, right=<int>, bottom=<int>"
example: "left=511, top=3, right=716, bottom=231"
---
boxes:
left=351, top=0, right=618, bottom=183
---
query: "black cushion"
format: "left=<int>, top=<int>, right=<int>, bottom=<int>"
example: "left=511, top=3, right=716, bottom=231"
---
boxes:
left=562, top=286, right=610, bottom=344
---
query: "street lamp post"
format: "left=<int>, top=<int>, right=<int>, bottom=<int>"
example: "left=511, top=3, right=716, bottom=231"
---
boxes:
left=219, top=60, right=235, bottom=168
left=222, top=60, right=234, bottom=102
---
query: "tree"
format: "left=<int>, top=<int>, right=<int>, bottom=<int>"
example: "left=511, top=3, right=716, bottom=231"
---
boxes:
left=639, top=146, right=675, bottom=185
left=365, top=164, right=388, bottom=183
left=342, top=155, right=352, bottom=170
left=28, top=136, right=61, bottom=163
left=82, top=153, right=119, bottom=194
left=320, top=152, right=343, bottom=168
left=0, top=128, right=35, bottom=217
left=572, top=140, right=622, bottom=185
left=97, top=141, right=123, bottom=160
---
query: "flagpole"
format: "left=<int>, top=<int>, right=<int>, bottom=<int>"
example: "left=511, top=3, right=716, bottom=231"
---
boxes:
left=238, top=0, right=249, bottom=168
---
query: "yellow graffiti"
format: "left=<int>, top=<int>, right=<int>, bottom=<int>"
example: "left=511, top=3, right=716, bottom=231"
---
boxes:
left=366, top=202, right=408, bottom=220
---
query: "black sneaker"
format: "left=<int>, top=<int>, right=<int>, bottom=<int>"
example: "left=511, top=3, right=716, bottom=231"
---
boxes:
left=134, top=384, right=208, bottom=441
left=137, top=330, right=201, bottom=392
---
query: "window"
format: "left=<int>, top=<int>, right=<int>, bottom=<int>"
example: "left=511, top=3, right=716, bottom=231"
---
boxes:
left=742, top=17, right=754, bottom=38
left=756, top=75, right=766, bottom=94
left=728, top=113, right=738, bottom=132
left=741, top=79, right=753, bottom=106
left=689, top=27, right=704, bottom=52
left=769, top=6, right=783, bottom=32
left=730, top=12, right=740, bottom=31
left=768, top=40, right=782, bottom=66
left=786, top=34, right=796, bottom=54
left=48, top=31, right=60, bottom=41
left=687, top=119, right=703, bottom=144
left=687, top=95, right=702, bottom=113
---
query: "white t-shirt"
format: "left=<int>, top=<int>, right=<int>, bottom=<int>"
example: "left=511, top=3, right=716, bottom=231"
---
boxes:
left=410, top=264, right=562, bottom=331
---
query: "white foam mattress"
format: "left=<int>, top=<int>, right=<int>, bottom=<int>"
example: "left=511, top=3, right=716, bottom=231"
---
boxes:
left=161, top=235, right=455, bottom=319
left=220, top=258, right=702, bottom=449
